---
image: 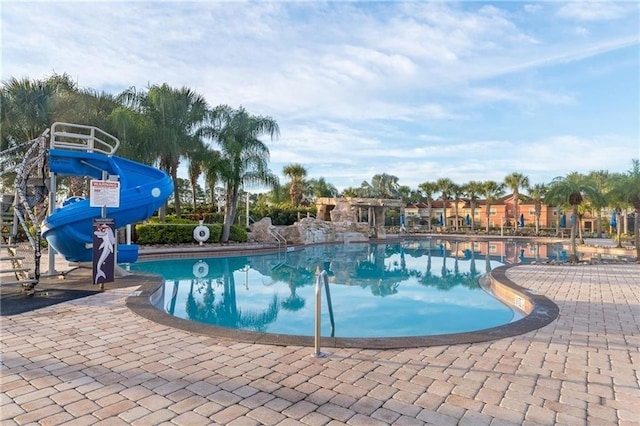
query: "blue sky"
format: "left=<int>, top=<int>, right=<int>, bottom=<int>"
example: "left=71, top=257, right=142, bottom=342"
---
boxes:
left=2, top=1, right=639, bottom=192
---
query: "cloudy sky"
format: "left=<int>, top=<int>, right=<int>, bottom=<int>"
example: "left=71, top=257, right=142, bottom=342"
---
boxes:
left=2, top=1, right=639, bottom=192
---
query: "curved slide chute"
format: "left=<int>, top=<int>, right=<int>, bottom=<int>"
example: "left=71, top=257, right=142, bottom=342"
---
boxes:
left=41, top=123, right=173, bottom=263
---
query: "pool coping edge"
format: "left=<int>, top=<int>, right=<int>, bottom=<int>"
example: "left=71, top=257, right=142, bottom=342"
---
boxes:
left=125, top=264, right=559, bottom=350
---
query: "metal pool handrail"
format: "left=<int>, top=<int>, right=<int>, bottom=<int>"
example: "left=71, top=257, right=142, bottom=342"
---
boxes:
left=312, top=269, right=335, bottom=357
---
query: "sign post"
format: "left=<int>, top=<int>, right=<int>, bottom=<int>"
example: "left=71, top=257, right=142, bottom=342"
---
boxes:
left=90, top=177, right=120, bottom=290
left=92, top=218, right=115, bottom=289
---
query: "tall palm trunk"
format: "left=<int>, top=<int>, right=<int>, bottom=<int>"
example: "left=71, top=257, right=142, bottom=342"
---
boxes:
left=453, top=202, right=460, bottom=231
left=616, top=210, right=623, bottom=248
left=633, top=206, right=640, bottom=261
left=470, top=202, right=476, bottom=232
left=442, top=202, right=447, bottom=231
left=170, top=165, right=181, bottom=218
left=569, top=204, right=579, bottom=262
left=221, top=185, right=239, bottom=243
left=485, top=204, right=491, bottom=233
left=578, top=214, right=584, bottom=244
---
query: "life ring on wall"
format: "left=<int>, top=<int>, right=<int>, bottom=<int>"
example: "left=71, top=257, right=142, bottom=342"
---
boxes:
left=193, top=260, right=209, bottom=278
left=193, top=222, right=210, bottom=243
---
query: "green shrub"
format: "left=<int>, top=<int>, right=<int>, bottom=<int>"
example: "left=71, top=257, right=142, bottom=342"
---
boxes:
left=135, top=222, right=247, bottom=245
left=251, top=205, right=317, bottom=226
left=146, top=215, right=195, bottom=224
left=229, top=225, right=248, bottom=243
left=181, top=212, right=224, bottom=223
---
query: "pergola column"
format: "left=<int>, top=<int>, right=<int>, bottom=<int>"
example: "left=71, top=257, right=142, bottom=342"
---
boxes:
left=317, top=205, right=327, bottom=221
left=375, top=207, right=386, bottom=238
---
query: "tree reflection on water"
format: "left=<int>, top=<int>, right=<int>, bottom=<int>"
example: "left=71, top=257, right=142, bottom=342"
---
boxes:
left=185, top=257, right=279, bottom=332
left=137, top=238, right=551, bottom=335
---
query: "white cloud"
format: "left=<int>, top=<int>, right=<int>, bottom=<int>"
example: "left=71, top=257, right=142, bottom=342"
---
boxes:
left=524, top=4, right=542, bottom=14
left=557, top=2, right=632, bottom=21
left=573, top=26, right=590, bottom=37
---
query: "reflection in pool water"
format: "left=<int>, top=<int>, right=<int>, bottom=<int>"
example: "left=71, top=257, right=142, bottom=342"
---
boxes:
left=128, top=239, right=555, bottom=338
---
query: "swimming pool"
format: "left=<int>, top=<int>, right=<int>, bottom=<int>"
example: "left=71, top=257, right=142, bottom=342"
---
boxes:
left=129, top=239, right=536, bottom=339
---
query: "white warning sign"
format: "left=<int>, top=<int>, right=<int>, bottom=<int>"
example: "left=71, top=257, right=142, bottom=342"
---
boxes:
left=90, top=180, right=120, bottom=208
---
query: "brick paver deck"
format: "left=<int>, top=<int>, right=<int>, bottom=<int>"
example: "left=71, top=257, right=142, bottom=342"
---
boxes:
left=2, top=263, right=639, bottom=425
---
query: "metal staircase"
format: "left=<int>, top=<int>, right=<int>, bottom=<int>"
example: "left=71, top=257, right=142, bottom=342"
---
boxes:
left=0, top=131, right=49, bottom=293
left=1, top=194, right=38, bottom=290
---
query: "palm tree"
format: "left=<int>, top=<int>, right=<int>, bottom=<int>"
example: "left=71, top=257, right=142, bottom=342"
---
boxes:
left=0, top=74, right=117, bottom=205
left=371, top=173, right=400, bottom=198
left=349, top=179, right=370, bottom=197
left=1, top=74, right=74, bottom=144
left=587, top=170, right=611, bottom=238
left=463, top=181, right=483, bottom=232
left=201, top=147, right=224, bottom=210
left=282, top=163, right=307, bottom=207
left=481, top=181, right=505, bottom=233
left=418, top=181, right=438, bottom=231
left=212, top=105, right=280, bottom=243
left=120, top=83, right=210, bottom=218
left=306, top=177, right=338, bottom=201
left=107, top=102, right=155, bottom=165
left=436, top=178, right=455, bottom=231
left=504, top=172, right=530, bottom=232
left=57, top=88, right=121, bottom=131
left=546, top=172, right=605, bottom=262
left=1, top=74, right=77, bottom=188
left=186, top=144, right=211, bottom=212
left=609, top=159, right=640, bottom=260
left=528, top=183, right=547, bottom=235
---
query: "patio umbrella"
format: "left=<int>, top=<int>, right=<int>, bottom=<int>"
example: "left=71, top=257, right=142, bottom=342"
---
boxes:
left=611, top=211, right=617, bottom=228
left=519, top=213, right=525, bottom=228
left=570, top=214, right=575, bottom=227
left=560, top=213, right=567, bottom=228
left=439, top=213, right=443, bottom=226
left=465, top=214, right=471, bottom=226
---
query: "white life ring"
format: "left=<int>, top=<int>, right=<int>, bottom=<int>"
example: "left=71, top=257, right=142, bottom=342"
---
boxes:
left=193, top=224, right=210, bottom=243
left=193, top=260, right=209, bottom=278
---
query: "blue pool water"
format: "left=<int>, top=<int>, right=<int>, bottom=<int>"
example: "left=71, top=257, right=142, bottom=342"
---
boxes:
left=128, top=239, right=531, bottom=338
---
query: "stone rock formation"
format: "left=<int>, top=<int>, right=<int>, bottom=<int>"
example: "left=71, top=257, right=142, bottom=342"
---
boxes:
left=329, top=199, right=357, bottom=222
left=249, top=217, right=369, bottom=245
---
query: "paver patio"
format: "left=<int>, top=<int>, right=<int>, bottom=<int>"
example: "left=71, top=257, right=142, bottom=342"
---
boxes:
left=1, top=262, right=639, bottom=425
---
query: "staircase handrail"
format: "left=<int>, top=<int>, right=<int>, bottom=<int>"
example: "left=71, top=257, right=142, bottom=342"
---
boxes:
left=10, top=130, right=50, bottom=286
left=50, top=122, right=120, bottom=155
left=269, top=226, right=287, bottom=251
left=0, top=135, right=45, bottom=178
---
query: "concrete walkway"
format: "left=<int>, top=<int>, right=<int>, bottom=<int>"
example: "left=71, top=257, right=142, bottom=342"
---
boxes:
left=1, top=263, right=639, bottom=425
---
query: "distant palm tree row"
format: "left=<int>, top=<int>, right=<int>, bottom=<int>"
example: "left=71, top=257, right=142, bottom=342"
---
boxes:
left=278, top=163, right=639, bottom=262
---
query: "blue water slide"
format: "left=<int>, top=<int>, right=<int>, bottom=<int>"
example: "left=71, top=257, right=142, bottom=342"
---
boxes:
left=41, top=149, right=173, bottom=263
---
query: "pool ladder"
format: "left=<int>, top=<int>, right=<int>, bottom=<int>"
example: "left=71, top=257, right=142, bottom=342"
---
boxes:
left=312, top=270, right=335, bottom=357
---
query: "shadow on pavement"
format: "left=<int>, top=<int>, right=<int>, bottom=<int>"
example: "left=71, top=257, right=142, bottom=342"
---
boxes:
left=0, top=268, right=156, bottom=317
